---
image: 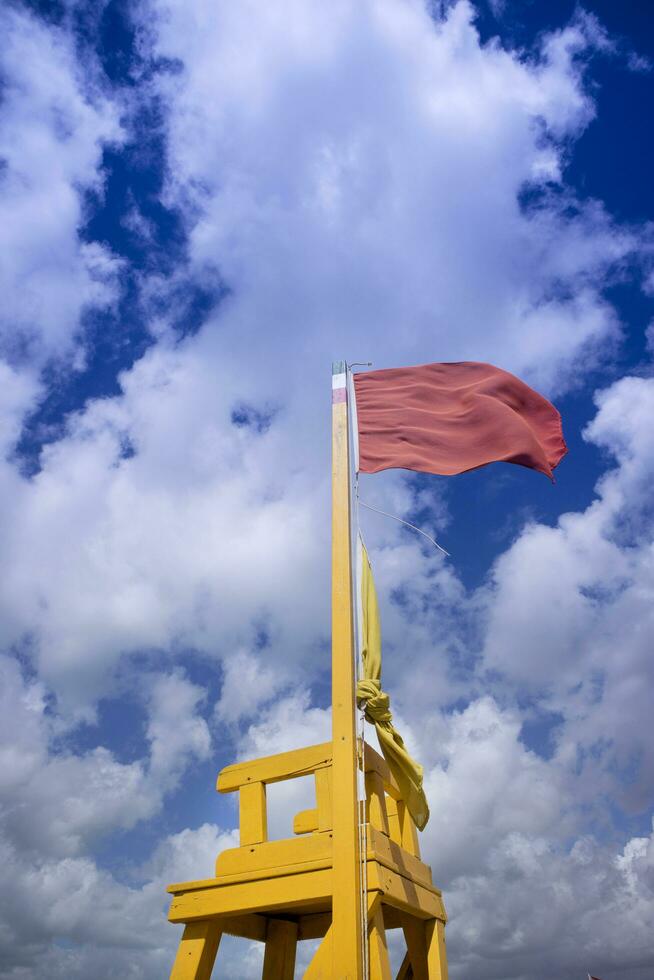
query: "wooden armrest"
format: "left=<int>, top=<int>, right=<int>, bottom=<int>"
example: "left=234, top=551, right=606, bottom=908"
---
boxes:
left=217, top=741, right=332, bottom=793
left=293, top=809, right=319, bottom=834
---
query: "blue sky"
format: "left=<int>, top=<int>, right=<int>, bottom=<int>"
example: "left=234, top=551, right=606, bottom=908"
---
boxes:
left=1, top=1, right=653, bottom=977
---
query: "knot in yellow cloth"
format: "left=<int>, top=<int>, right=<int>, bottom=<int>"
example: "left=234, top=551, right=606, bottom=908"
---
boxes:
left=356, top=679, right=392, bottom=725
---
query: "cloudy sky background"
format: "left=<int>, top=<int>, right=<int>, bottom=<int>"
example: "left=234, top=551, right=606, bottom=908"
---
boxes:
left=1, top=0, right=653, bottom=977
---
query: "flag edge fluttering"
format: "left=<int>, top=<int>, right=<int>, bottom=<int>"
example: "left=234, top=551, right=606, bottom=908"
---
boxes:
left=353, top=359, right=568, bottom=481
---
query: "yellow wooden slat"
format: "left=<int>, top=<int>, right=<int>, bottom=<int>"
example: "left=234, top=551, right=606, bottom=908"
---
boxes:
left=398, top=800, right=420, bottom=857
left=315, top=766, right=333, bottom=832
left=364, top=741, right=402, bottom=800
left=366, top=865, right=446, bottom=921
left=366, top=770, right=391, bottom=836
left=173, top=827, right=432, bottom=895
left=425, top=919, right=448, bottom=980
left=178, top=856, right=333, bottom=891
left=400, top=913, right=428, bottom=980
left=330, top=362, right=363, bottom=978
left=215, top=831, right=331, bottom=878
left=217, top=742, right=332, bottom=792
left=367, top=827, right=432, bottom=889
left=386, top=797, right=402, bottom=848
left=396, top=951, right=413, bottom=980
left=168, top=868, right=332, bottom=922
left=262, top=918, right=298, bottom=980
left=293, top=809, right=319, bottom=834
left=215, top=914, right=267, bottom=941
left=381, top=905, right=403, bottom=932
left=369, top=907, right=392, bottom=980
left=297, top=912, right=331, bottom=941
left=239, top=781, right=267, bottom=845
left=303, top=924, right=333, bottom=979
left=169, top=921, right=222, bottom=980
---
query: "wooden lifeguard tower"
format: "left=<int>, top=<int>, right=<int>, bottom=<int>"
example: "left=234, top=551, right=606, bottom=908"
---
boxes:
left=167, top=363, right=448, bottom=978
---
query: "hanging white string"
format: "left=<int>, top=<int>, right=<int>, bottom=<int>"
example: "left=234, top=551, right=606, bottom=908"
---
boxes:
left=357, top=706, right=369, bottom=978
left=353, top=591, right=368, bottom=980
left=357, top=497, right=451, bottom=557
left=347, top=384, right=369, bottom=979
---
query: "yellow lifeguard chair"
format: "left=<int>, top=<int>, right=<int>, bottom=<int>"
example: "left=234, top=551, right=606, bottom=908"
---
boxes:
left=167, top=363, right=448, bottom=978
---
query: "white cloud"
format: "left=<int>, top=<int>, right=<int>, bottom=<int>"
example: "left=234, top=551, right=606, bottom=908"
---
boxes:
left=0, top=655, right=228, bottom=976
left=481, top=376, right=654, bottom=814
left=147, top=0, right=639, bottom=396
left=147, top=669, right=211, bottom=787
left=240, top=687, right=331, bottom=761
left=0, top=363, right=41, bottom=457
left=0, top=1, right=652, bottom=977
left=214, top=647, right=284, bottom=726
left=0, top=0, right=645, bottom=715
left=0, top=6, right=123, bottom=367
left=0, top=657, right=212, bottom=860
left=421, top=698, right=564, bottom=879
left=401, top=696, right=654, bottom=980
left=445, top=820, right=654, bottom=980
left=0, top=820, right=242, bottom=980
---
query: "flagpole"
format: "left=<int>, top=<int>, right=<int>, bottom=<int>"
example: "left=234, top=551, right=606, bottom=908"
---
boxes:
left=331, top=361, right=364, bottom=977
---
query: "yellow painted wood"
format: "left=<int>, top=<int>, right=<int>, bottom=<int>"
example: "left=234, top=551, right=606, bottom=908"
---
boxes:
left=367, top=827, right=432, bottom=888
left=315, top=766, right=333, bottom=832
left=303, top=924, right=333, bottom=979
left=186, top=856, right=333, bottom=891
left=215, top=831, right=332, bottom=878
left=297, top=911, right=331, bottom=941
left=262, top=918, right=298, bottom=980
left=385, top=796, right=420, bottom=857
left=169, top=867, right=332, bottom=922
left=368, top=896, right=392, bottom=980
left=216, top=914, right=267, bottom=941
left=400, top=913, right=429, bottom=980
left=293, top=809, right=319, bottom=834
left=397, top=800, right=420, bottom=857
left=331, top=363, right=363, bottom=978
left=167, top=732, right=448, bottom=976
left=367, top=890, right=382, bottom=919
left=364, top=742, right=401, bottom=800
left=366, top=864, right=445, bottom=921
left=396, top=951, right=413, bottom=980
left=366, top=770, right=390, bottom=836
left=197, top=823, right=432, bottom=892
left=239, top=781, right=267, bottom=845
left=217, top=742, right=332, bottom=792
left=380, top=905, right=402, bottom=932
left=169, top=921, right=222, bottom=980
left=386, top=797, right=402, bottom=848
left=425, top=919, right=448, bottom=980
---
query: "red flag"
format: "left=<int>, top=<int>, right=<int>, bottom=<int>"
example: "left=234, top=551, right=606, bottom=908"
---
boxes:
left=353, top=361, right=567, bottom=480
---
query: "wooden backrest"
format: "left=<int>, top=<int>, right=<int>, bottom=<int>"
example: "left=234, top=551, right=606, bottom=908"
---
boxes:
left=216, top=739, right=419, bottom=855
left=217, top=742, right=333, bottom=846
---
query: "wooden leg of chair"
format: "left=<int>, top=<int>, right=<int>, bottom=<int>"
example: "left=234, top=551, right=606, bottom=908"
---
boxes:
left=262, top=918, right=298, bottom=980
left=369, top=900, right=392, bottom=980
left=170, top=921, right=222, bottom=980
left=396, top=950, right=414, bottom=979
left=303, top=924, right=332, bottom=979
left=400, top=913, right=428, bottom=980
left=425, top=919, right=448, bottom=980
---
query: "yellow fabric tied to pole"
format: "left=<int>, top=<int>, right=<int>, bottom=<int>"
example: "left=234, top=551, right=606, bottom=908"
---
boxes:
left=356, top=538, right=430, bottom=831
